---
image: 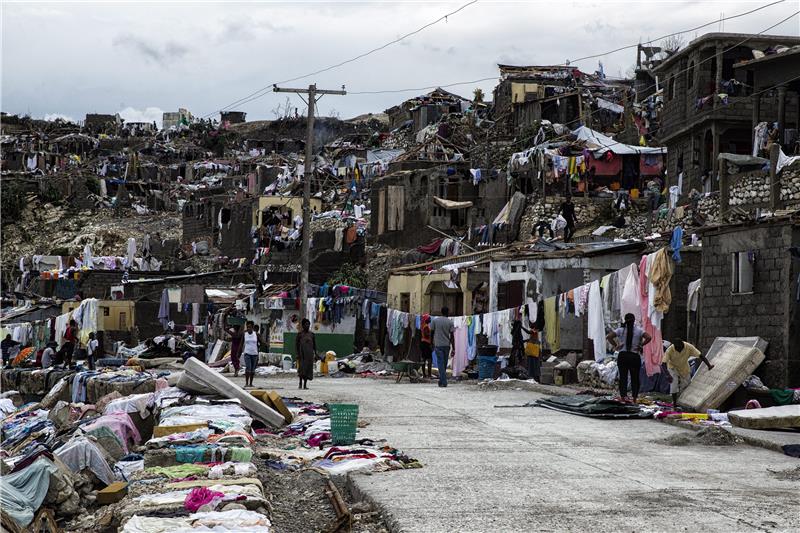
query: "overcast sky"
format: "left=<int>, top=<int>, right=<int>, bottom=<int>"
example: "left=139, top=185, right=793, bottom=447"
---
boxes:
left=2, top=1, right=799, bottom=126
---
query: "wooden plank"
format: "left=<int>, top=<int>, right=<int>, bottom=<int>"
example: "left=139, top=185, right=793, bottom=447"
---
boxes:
left=377, top=189, right=385, bottom=235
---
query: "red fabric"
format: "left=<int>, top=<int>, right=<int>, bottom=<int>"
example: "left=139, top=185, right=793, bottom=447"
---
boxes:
left=587, top=154, right=622, bottom=176
left=417, top=238, right=444, bottom=255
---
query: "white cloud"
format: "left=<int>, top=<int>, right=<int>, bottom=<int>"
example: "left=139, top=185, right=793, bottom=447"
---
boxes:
left=118, top=107, right=164, bottom=128
left=44, top=113, right=76, bottom=123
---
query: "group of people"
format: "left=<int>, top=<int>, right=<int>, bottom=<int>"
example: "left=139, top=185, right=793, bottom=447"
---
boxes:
left=416, top=307, right=712, bottom=408
left=2, top=319, right=101, bottom=370
left=222, top=311, right=317, bottom=390
left=607, top=313, right=713, bottom=405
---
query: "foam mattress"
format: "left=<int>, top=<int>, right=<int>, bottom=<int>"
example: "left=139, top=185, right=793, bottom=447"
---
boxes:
left=728, top=405, right=800, bottom=429
left=679, top=342, right=765, bottom=412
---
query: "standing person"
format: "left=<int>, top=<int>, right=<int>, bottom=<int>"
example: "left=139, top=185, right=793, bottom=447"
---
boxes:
left=225, top=321, right=243, bottom=378
left=663, top=338, right=714, bottom=409
left=62, top=319, right=79, bottom=367
left=430, top=307, right=455, bottom=388
left=558, top=196, right=578, bottom=243
left=295, top=318, right=317, bottom=390
left=419, top=314, right=433, bottom=379
left=1, top=335, right=21, bottom=366
left=510, top=318, right=531, bottom=368
left=525, top=329, right=542, bottom=382
left=87, top=332, right=100, bottom=370
left=606, top=313, right=652, bottom=401
left=242, top=321, right=260, bottom=388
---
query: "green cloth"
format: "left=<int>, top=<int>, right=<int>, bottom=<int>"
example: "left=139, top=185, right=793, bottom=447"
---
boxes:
left=229, top=447, right=253, bottom=462
left=146, top=464, right=209, bottom=479
left=769, top=389, right=795, bottom=406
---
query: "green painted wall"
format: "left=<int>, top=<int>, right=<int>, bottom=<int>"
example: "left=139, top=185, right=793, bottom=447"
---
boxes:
left=282, top=332, right=355, bottom=359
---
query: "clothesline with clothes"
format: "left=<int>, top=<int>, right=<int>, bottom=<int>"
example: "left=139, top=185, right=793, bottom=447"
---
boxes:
left=0, top=298, right=100, bottom=357
left=380, top=243, right=678, bottom=379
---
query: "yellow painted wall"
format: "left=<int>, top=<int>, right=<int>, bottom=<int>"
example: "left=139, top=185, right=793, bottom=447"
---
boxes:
left=62, top=300, right=135, bottom=331
left=388, top=271, right=473, bottom=315
left=254, top=196, right=324, bottom=226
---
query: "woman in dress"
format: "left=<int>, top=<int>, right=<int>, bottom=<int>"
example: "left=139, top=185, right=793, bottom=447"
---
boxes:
left=295, top=318, right=317, bottom=390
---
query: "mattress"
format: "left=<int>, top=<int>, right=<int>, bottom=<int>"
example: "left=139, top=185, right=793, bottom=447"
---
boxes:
left=728, top=405, right=800, bottom=429
left=679, top=342, right=765, bottom=412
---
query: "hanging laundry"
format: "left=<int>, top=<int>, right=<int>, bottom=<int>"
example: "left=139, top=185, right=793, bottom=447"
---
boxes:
left=587, top=281, right=607, bottom=362
left=543, top=297, right=560, bottom=353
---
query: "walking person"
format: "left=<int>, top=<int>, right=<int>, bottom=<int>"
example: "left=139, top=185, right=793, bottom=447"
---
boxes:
left=430, top=307, right=455, bottom=388
left=420, top=314, right=433, bottom=379
left=87, top=332, right=100, bottom=370
left=225, top=319, right=243, bottom=378
left=295, top=318, right=317, bottom=390
left=558, top=195, right=578, bottom=243
left=242, top=321, right=260, bottom=388
left=663, top=338, right=714, bottom=409
left=606, top=313, right=651, bottom=401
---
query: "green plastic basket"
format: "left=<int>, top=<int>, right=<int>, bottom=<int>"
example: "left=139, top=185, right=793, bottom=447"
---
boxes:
left=329, top=403, right=359, bottom=445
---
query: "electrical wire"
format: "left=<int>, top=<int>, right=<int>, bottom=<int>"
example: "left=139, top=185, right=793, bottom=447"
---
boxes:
left=566, top=0, right=787, bottom=64
left=344, top=0, right=791, bottom=97
left=202, top=0, right=479, bottom=118
left=505, top=9, right=800, bottom=153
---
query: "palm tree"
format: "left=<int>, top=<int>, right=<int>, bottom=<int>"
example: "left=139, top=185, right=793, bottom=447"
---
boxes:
left=473, top=88, right=484, bottom=103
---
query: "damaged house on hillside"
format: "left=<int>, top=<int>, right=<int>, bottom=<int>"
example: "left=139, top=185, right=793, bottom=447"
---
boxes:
left=653, top=32, right=800, bottom=194
left=369, top=163, right=509, bottom=249
left=493, top=64, right=633, bottom=135
left=385, top=88, right=472, bottom=132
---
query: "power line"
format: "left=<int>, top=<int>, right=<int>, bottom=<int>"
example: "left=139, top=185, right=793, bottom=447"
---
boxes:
left=566, top=0, right=787, bottom=64
left=505, top=9, right=800, bottom=152
left=344, top=0, right=790, bottom=98
left=203, top=0, right=479, bottom=118
left=349, top=77, right=498, bottom=95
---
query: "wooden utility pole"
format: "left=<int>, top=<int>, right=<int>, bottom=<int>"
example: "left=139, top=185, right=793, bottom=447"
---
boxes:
left=273, top=84, right=346, bottom=317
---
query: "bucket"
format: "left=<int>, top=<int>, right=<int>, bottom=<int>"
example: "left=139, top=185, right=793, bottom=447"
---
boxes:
left=478, top=355, right=498, bottom=380
left=329, top=403, right=359, bottom=445
left=281, top=355, right=293, bottom=371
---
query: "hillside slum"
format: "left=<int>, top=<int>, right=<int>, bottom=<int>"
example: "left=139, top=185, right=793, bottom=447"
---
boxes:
left=3, top=36, right=800, bottom=529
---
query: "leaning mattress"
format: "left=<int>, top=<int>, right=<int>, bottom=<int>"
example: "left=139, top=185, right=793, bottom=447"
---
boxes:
left=728, top=405, right=800, bottom=430
left=679, top=342, right=765, bottom=412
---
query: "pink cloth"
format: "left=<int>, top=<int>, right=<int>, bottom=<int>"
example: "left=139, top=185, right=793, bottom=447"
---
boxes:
left=184, top=486, right=224, bottom=512
left=638, top=256, right=663, bottom=376
left=452, top=327, right=469, bottom=377
left=155, top=378, right=169, bottom=390
left=81, top=412, right=141, bottom=453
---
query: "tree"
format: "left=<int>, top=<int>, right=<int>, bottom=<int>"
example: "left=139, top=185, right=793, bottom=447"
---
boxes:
left=473, top=88, right=484, bottom=103
left=661, top=34, right=686, bottom=55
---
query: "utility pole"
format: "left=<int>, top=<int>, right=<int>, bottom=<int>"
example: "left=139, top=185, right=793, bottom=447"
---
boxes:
left=273, top=84, right=346, bottom=318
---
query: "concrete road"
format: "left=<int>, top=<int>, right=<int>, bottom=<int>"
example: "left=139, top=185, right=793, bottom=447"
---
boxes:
left=255, top=375, right=800, bottom=532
